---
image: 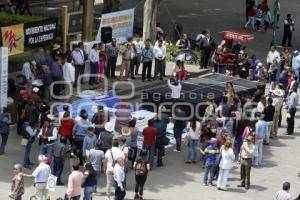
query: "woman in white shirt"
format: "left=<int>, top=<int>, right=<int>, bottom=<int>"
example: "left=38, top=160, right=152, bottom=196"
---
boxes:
left=185, top=118, right=201, bottom=163
left=217, top=141, right=235, bottom=191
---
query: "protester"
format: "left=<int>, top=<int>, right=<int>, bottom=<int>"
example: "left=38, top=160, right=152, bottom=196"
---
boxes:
left=153, top=39, right=167, bottom=80
left=88, top=43, right=99, bottom=86
left=23, top=155, right=51, bottom=200
left=86, top=143, right=105, bottom=191
left=129, top=119, right=138, bottom=167
left=276, top=182, right=293, bottom=200
left=282, top=14, right=295, bottom=47
left=152, top=117, right=167, bottom=167
left=63, top=56, right=75, bottom=92
left=271, top=88, right=284, bottom=137
left=92, top=105, right=110, bottom=138
left=120, top=43, right=133, bottom=81
left=185, top=118, right=201, bottom=164
left=168, top=78, right=182, bottom=100
left=53, top=137, right=66, bottom=186
left=114, top=157, right=126, bottom=200
left=173, top=106, right=186, bottom=152
left=200, top=30, right=215, bottom=69
left=71, top=45, right=86, bottom=87
left=217, top=141, right=235, bottom=191
left=141, top=40, right=154, bottom=82
left=114, top=103, right=132, bottom=134
left=97, top=43, right=106, bottom=82
left=65, top=164, right=84, bottom=200
left=132, top=37, right=144, bottom=76
left=263, top=98, right=275, bottom=144
left=82, top=162, right=97, bottom=200
left=82, top=127, right=97, bottom=159
left=98, top=122, right=115, bottom=153
left=104, top=139, right=125, bottom=200
left=176, top=34, right=190, bottom=49
left=60, top=111, right=75, bottom=147
left=9, top=163, right=24, bottom=200
left=244, top=4, right=256, bottom=30
left=106, top=38, right=119, bottom=78
left=238, top=135, right=255, bottom=190
left=254, top=113, right=267, bottom=166
left=133, top=157, right=150, bottom=200
left=201, top=138, right=219, bottom=186
left=38, top=115, right=58, bottom=166
left=142, top=120, right=157, bottom=168
left=286, top=87, right=299, bottom=135
left=0, top=107, right=11, bottom=155
left=22, top=122, right=38, bottom=169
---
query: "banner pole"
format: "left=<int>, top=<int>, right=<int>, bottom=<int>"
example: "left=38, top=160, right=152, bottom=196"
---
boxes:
left=62, top=6, right=68, bottom=53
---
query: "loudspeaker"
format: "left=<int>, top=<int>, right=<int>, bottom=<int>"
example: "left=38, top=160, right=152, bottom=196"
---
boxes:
left=101, top=26, right=112, bottom=43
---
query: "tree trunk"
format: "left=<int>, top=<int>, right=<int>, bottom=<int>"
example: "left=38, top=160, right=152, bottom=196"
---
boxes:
left=143, top=0, right=158, bottom=43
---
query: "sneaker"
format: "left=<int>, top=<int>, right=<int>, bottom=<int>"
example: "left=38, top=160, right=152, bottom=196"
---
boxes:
left=203, top=183, right=208, bottom=186
left=185, top=160, right=191, bottom=164
left=192, top=160, right=197, bottom=164
left=173, top=149, right=181, bottom=152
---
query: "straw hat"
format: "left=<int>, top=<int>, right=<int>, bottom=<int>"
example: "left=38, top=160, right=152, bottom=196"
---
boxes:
left=104, top=122, right=114, bottom=132
left=272, top=89, right=284, bottom=97
left=257, top=62, right=263, bottom=67
left=53, top=43, right=61, bottom=50
left=121, top=127, right=131, bottom=136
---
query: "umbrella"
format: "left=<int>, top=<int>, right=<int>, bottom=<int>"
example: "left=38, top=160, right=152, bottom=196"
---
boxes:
left=174, top=49, right=198, bottom=63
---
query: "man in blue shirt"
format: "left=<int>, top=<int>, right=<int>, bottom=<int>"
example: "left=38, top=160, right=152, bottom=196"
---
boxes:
left=51, top=57, right=63, bottom=97
left=0, top=108, right=11, bottom=155
left=153, top=118, right=167, bottom=167
left=254, top=112, right=267, bottom=166
left=142, top=39, right=154, bottom=82
left=287, top=87, right=299, bottom=135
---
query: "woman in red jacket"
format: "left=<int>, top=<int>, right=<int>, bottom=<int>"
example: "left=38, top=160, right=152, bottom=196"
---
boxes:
left=244, top=4, right=256, bottom=30
left=60, top=111, right=75, bottom=146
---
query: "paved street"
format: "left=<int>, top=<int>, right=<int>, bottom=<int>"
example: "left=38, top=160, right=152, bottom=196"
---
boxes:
left=0, top=88, right=300, bottom=200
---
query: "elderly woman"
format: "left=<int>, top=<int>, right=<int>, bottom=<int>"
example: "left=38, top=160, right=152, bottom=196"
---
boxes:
left=10, top=164, right=24, bottom=200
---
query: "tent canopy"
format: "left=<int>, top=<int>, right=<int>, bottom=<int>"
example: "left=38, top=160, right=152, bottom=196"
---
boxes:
left=223, top=31, right=254, bottom=43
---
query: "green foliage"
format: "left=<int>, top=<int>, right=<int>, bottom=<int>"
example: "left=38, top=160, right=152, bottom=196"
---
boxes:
left=0, top=13, right=46, bottom=27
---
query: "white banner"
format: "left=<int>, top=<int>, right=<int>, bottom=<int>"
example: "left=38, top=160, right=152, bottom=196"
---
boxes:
left=0, top=47, right=8, bottom=108
left=96, top=8, right=135, bottom=44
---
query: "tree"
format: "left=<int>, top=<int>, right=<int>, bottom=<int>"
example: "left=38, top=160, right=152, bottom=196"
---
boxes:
left=143, top=0, right=159, bottom=42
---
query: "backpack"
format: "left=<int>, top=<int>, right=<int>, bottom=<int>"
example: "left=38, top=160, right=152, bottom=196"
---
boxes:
left=135, top=161, right=146, bottom=176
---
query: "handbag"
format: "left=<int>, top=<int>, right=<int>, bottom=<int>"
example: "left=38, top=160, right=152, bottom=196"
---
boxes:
left=20, top=138, right=28, bottom=146
left=161, top=136, right=170, bottom=146
left=183, top=135, right=190, bottom=146
left=8, top=192, right=17, bottom=199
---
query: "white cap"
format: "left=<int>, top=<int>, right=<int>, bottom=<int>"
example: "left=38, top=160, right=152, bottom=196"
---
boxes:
left=257, top=62, right=263, bottom=66
left=46, top=114, right=55, bottom=121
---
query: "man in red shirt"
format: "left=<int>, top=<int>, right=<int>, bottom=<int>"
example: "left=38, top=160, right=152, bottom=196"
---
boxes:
left=143, top=120, right=157, bottom=168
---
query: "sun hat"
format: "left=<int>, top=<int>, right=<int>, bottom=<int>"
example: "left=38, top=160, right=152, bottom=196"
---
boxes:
left=53, top=43, right=61, bottom=50
left=104, top=122, right=114, bottom=132
left=121, top=127, right=131, bottom=136
left=272, top=89, right=284, bottom=97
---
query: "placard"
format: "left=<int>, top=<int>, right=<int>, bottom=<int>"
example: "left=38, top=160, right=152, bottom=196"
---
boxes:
left=0, top=47, right=8, bottom=108
left=24, top=18, right=58, bottom=47
left=1, top=24, right=24, bottom=56
left=46, top=174, right=57, bottom=192
left=96, top=8, right=134, bottom=43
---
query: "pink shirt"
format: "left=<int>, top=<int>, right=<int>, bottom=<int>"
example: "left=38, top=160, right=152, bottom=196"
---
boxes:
left=66, top=170, right=84, bottom=198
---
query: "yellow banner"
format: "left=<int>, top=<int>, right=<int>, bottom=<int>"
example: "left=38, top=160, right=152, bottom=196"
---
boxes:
left=1, top=24, right=24, bottom=56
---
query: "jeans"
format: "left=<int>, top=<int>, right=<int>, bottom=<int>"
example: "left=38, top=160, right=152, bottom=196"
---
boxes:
left=174, top=126, right=184, bottom=151
left=84, top=186, right=94, bottom=200
left=265, top=121, right=272, bottom=144
left=245, top=16, right=255, bottom=30
left=23, top=138, right=34, bottom=166
left=64, top=194, right=80, bottom=200
left=16, top=195, right=22, bottom=200
left=287, top=108, right=296, bottom=134
left=203, top=162, right=216, bottom=184
left=218, top=64, right=227, bottom=74
left=0, top=133, right=9, bottom=154
left=39, top=143, right=54, bottom=166
left=142, top=61, right=152, bottom=81
left=217, top=168, right=230, bottom=189
left=187, top=139, right=198, bottom=161
left=254, top=140, right=263, bottom=165
left=53, top=156, right=65, bottom=183
left=143, top=144, right=155, bottom=167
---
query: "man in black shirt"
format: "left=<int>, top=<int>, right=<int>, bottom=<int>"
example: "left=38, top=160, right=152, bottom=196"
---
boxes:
left=282, top=14, right=295, bottom=47
left=173, top=106, right=186, bottom=152
left=263, top=98, right=275, bottom=145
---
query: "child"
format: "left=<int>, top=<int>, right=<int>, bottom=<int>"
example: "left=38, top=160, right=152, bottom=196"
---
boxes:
left=133, top=157, right=150, bottom=200
left=200, top=138, right=219, bottom=186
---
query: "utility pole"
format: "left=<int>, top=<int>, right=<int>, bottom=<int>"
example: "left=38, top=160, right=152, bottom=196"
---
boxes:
left=82, top=0, right=94, bottom=41
left=271, top=0, right=280, bottom=46
left=62, top=6, right=68, bottom=53
left=143, top=0, right=159, bottom=42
